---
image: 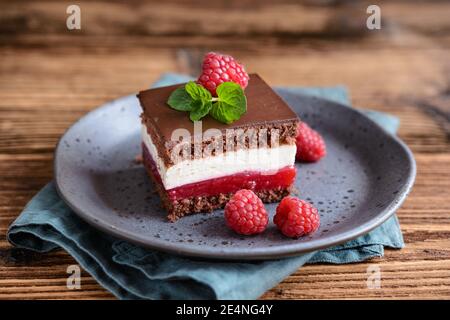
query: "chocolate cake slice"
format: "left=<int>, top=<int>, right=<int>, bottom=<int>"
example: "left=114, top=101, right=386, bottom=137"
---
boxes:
left=138, top=74, right=300, bottom=221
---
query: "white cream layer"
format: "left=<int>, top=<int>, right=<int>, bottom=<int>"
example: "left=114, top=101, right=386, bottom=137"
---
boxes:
left=142, top=125, right=296, bottom=190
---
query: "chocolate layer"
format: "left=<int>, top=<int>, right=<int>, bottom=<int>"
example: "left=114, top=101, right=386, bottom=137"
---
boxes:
left=138, top=73, right=299, bottom=167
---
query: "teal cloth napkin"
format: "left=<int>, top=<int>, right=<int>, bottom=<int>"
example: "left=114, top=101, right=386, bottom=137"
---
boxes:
left=7, top=73, right=404, bottom=300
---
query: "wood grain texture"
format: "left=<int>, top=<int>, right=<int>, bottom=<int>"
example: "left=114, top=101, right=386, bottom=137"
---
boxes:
left=0, top=0, right=449, bottom=299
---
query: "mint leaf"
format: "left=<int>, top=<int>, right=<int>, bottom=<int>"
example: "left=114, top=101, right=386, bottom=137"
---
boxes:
left=210, top=82, right=247, bottom=124
left=167, top=87, right=194, bottom=111
left=189, top=99, right=212, bottom=122
left=185, top=81, right=212, bottom=101
left=167, top=81, right=247, bottom=124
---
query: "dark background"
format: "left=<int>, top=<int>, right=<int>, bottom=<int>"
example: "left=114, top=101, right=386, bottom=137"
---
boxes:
left=0, top=0, right=449, bottom=299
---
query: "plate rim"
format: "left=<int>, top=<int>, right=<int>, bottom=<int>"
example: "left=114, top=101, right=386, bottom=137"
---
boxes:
left=54, top=93, right=416, bottom=260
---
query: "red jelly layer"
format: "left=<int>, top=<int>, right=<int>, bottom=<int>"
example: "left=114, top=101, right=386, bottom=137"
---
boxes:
left=143, top=144, right=296, bottom=201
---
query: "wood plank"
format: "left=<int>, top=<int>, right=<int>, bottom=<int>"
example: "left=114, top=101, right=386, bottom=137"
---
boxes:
left=1, top=0, right=449, bottom=38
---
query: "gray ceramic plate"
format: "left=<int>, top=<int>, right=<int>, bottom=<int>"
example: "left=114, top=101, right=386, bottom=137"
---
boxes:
left=54, top=89, right=416, bottom=260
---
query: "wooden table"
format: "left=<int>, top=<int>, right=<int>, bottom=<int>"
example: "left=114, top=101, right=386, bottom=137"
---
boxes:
left=1, top=0, right=449, bottom=299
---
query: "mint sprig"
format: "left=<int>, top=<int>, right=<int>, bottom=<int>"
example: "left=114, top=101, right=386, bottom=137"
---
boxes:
left=167, top=87, right=193, bottom=111
left=210, top=82, right=246, bottom=124
left=185, top=81, right=211, bottom=102
left=167, top=81, right=247, bottom=124
left=189, top=99, right=212, bottom=122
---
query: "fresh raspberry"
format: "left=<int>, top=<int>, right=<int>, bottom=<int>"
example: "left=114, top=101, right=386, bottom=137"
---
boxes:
left=224, top=189, right=268, bottom=235
left=295, top=122, right=326, bottom=162
left=198, top=52, right=249, bottom=96
left=274, top=196, right=320, bottom=238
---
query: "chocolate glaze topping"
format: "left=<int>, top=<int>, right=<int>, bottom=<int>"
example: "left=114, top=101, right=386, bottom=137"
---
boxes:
left=138, top=74, right=298, bottom=137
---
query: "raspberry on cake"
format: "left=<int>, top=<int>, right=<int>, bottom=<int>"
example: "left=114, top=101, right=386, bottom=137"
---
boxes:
left=138, top=74, right=300, bottom=221
left=198, top=52, right=249, bottom=96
